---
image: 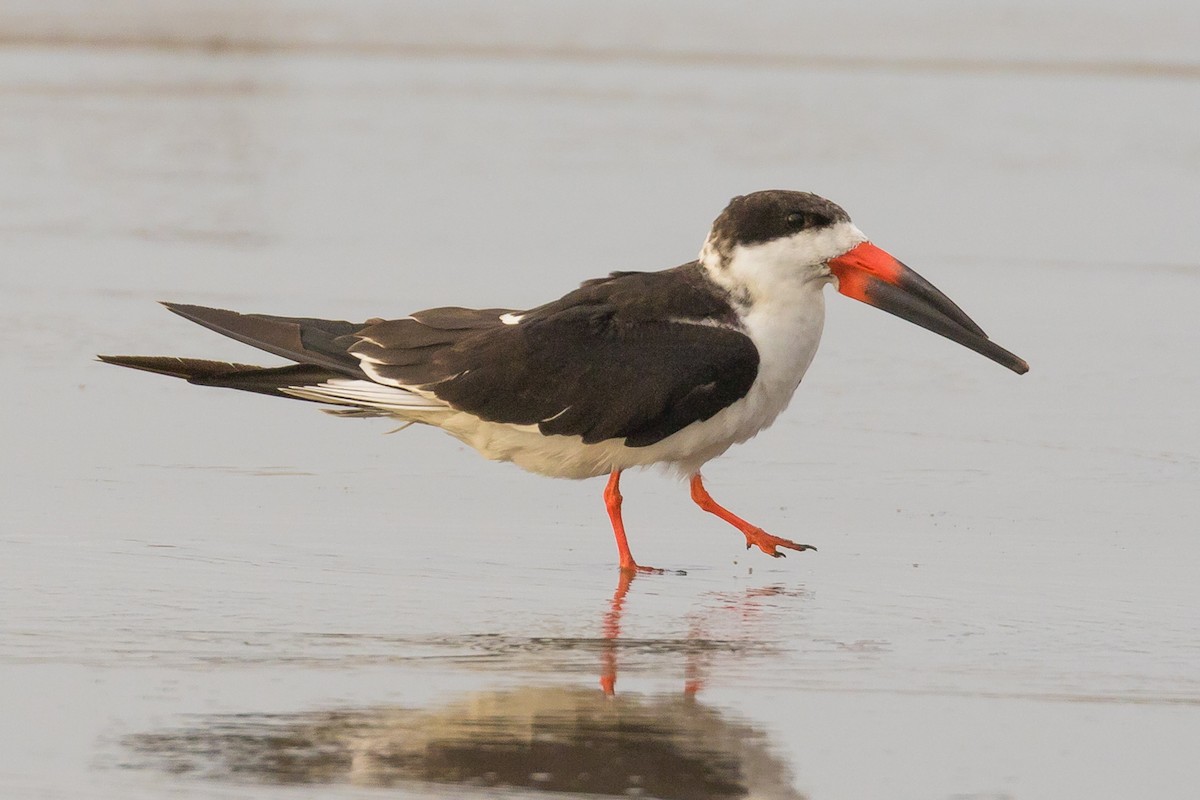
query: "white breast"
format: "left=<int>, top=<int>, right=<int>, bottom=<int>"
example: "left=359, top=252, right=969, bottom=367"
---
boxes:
left=636, top=277, right=828, bottom=474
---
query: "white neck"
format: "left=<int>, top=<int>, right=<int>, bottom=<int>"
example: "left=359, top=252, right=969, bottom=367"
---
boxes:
left=694, top=221, right=867, bottom=433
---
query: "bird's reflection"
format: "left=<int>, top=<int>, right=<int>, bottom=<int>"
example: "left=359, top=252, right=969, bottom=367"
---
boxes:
left=126, top=573, right=808, bottom=799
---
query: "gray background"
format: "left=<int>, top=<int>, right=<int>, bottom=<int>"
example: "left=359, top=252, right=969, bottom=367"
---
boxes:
left=2, top=2, right=1198, bottom=798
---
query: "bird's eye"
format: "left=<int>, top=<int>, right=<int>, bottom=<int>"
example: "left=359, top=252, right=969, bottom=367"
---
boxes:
left=786, top=212, right=808, bottom=228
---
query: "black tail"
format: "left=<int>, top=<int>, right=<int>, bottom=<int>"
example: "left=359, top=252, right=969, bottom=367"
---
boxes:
left=96, top=355, right=346, bottom=401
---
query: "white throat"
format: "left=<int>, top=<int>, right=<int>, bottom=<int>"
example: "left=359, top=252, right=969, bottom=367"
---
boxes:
left=692, top=220, right=868, bottom=437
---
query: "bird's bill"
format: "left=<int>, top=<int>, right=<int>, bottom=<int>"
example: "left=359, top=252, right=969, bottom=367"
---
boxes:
left=828, top=242, right=1029, bottom=374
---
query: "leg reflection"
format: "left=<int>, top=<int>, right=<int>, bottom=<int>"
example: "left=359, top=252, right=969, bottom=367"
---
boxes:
left=599, top=569, right=634, bottom=695
left=598, top=570, right=711, bottom=699
left=599, top=574, right=808, bottom=699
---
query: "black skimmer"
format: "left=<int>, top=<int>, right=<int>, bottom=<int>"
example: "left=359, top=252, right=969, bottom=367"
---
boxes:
left=100, top=190, right=1027, bottom=573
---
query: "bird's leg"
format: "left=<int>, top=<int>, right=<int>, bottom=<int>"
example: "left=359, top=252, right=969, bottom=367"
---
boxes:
left=604, top=470, right=664, bottom=574
left=689, top=473, right=816, bottom=558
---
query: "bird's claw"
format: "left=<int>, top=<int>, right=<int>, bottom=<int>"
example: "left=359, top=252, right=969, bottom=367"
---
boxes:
left=743, top=527, right=816, bottom=558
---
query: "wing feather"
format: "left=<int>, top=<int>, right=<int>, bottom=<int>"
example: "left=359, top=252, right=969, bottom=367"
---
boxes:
left=127, top=265, right=754, bottom=446
left=347, top=263, right=758, bottom=447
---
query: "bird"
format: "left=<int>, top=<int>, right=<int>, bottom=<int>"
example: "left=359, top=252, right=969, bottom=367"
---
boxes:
left=100, top=190, right=1028, bottom=574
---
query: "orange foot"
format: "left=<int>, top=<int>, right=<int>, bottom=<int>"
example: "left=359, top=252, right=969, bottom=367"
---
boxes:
left=742, top=527, right=817, bottom=558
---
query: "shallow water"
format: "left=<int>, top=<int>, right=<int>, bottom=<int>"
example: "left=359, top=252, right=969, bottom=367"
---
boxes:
left=2, top=2, right=1199, bottom=799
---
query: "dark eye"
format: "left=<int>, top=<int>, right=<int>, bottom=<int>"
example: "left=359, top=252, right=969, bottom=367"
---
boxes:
left=786, top=212, right=808, bottom=228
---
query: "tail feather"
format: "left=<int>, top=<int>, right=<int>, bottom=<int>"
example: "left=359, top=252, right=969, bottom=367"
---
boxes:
left=99, top=304, right=449, bottom=417
left=161, top=303, right=364, bottom=377
left=96, top=355, right=265, bottom=380
left=98, top=355, right=346, bottom=400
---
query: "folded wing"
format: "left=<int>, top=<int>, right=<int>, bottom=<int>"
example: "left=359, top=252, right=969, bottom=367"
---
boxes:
left=102, top=264, right=759, bottom=447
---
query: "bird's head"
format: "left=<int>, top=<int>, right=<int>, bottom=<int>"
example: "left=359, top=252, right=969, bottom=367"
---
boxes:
left=701, top=190, right=1028, bottom=374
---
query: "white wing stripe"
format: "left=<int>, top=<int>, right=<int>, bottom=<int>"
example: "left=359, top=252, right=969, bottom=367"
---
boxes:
left=281, top=379, right=447, bottom=412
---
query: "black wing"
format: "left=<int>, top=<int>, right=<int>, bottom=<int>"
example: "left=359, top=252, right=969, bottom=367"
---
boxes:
left=110, top=265, right=758, bottom=447
left=353, top=263, right=759, bottom=447
left=159, top=303, right=367, bottom=376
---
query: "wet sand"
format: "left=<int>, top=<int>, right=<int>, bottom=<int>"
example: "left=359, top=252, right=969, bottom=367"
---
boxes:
left=2, top=3, right=1199, bottom=798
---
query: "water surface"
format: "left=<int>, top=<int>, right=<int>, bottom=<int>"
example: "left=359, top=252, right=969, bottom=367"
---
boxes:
left=2, top=3, right=1199, bottom=798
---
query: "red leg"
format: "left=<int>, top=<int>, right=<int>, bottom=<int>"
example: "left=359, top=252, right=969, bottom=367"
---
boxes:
left=689, top=473, right=816, bottom=557
left=604, top=470, right=664, bottom=574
